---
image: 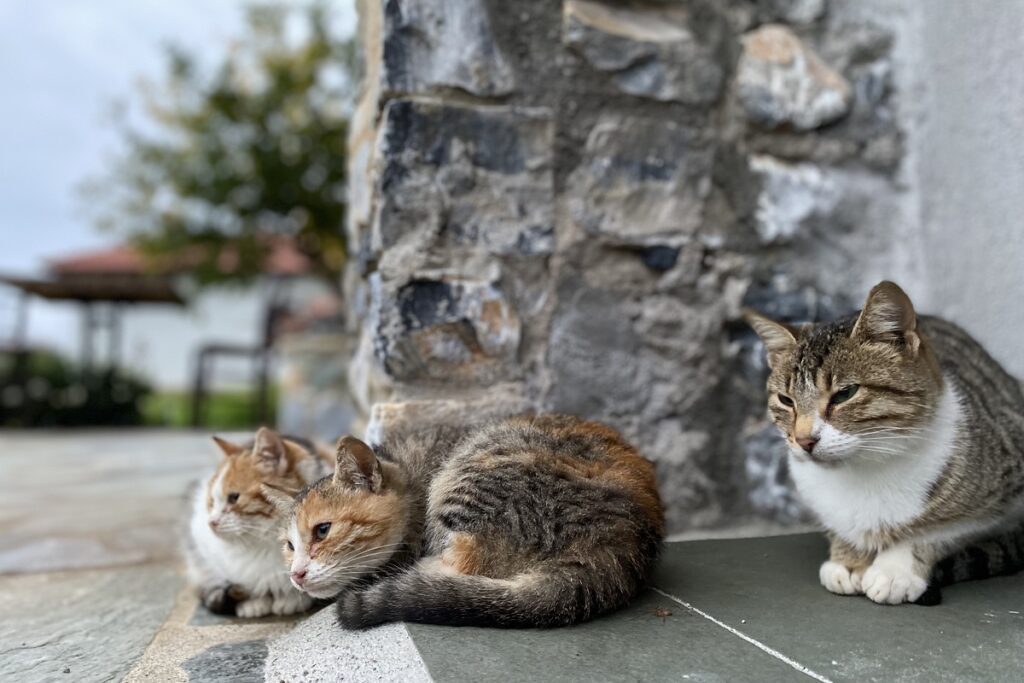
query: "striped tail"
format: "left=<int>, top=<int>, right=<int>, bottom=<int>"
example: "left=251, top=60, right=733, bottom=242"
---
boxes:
left=915, top=522, right=1024, bottom=606
left=336, top=560, right=648, bottom=629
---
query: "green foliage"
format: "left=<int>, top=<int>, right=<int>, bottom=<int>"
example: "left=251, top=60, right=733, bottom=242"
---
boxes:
left=85, top=3, right=354, bottom=291
left=142, top=387, right=279, bottom=429
left=0, top=350, right=151, bottom=427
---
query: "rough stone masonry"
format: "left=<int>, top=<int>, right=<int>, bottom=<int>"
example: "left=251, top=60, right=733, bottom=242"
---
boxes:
left=345, top=0, right=912, bottom=534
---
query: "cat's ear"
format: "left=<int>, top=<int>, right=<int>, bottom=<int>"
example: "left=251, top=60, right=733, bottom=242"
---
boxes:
left=334, top=436, right=383, bottom=493
left=212, top=436, right=243, bottom=458
left=743, top=309, right=799, bottom=368
left=253, top=427, right=290, bottom=476
left=852, top=281, right=920, bottom=354
left=259, top=483, right=298, bottom=515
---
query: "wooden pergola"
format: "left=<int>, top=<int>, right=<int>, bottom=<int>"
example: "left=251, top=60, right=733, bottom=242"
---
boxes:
left=2, top=238, right=330, bottom=427
left=1, top=246, right=184, bottom=370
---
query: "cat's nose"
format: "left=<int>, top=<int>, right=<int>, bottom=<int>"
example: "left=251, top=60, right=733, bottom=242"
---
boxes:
left=796, top=437, right=818, bottom=453
left=208, top=519, right=220, bottom=531
left=291, top=569, right=307, bottom=586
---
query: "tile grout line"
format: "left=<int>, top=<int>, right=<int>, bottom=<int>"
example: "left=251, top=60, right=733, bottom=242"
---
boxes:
left=650, top=586, right=834, bottom=683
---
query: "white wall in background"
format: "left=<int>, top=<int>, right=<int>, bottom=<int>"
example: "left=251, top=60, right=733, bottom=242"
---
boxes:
left=909, top=1, right=1024, bottom=376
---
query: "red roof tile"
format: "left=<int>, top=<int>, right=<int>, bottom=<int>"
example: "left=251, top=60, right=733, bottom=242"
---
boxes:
left=47, top=236, right=313, bottom=277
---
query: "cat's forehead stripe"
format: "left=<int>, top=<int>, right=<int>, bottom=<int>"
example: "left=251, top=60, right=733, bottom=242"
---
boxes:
left=793, top=316, right=857, bottom=380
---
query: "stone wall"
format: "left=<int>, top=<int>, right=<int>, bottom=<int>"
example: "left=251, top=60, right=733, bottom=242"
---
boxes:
left=345, top=0, right=913, bottom=534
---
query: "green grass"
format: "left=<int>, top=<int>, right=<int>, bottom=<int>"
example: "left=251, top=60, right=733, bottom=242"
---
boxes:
left=142, top=387, right=278, bottom=429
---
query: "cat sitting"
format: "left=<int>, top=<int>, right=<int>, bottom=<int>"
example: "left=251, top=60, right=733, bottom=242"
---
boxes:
left=185, top=427, right=332, bottom=617
left=746, top=281, right=1024, bottom=604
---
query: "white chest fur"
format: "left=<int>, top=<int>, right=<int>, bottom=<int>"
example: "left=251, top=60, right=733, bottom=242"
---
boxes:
left=789, top=382, right=962, bottom=551
left=188, top=484, right=293, bottom=596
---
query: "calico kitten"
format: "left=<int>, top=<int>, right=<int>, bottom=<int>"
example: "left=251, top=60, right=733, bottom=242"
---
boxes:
left=185, top=427, right=333, bottom=617
left=746, top=281, right=1024, bottom=604
left=264, top=415, right=664, bottom=628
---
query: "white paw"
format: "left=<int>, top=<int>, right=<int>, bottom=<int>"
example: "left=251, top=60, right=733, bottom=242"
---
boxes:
left=862, top=565, right=927, bottom=605
left=236, top=595, right=273, bottom=618
left=819, top=561, right=862, bottom=595
left=271, top=591, right=312, bottom=616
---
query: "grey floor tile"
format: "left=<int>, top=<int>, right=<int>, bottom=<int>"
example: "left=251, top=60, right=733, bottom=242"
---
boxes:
left=408, top=589, right=810, bottom=682
left=654, top=534, right=1024, bottom=683
left=0, top=565, right=180, bottom=682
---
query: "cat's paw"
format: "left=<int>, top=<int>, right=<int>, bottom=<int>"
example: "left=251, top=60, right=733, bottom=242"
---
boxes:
left=336, top=591, right=383, bottom=630
left=862, top=565, right=927, bottom=605
left=272, top=591, right=312, bottom=616
left=200, top=584, right=247, bottom=615
left=235, top=595, right=273, bottom=618
left=819, top=560, right=863, bottom=595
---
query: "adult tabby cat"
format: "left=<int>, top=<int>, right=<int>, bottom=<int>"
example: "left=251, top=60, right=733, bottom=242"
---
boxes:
left=264, top=415, right=664, bottom=628
left=746, top=281, right=1024, bottom=605
left=185, top=428, right=332, bottom=617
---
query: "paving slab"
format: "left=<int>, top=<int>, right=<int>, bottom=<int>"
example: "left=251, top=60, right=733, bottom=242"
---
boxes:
left=123, top=584, right=298, bottom=682
left=265, top=607, right=430, bottom=683
left=407, top=588, right=806, bottom=682
left=5, top=431, right=1023, bottom=682
left=0, top=430, right=227, bottom=574
left=653, top=534, right=1024, bottom=683
left=0, top=565, right=180, bottom=682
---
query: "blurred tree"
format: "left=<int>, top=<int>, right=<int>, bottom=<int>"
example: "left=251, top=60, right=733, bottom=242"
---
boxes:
left=85, top=3, right=356, bottom=293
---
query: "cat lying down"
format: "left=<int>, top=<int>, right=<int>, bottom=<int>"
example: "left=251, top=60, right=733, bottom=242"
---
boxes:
left=264, top=415, right=665, bottom=628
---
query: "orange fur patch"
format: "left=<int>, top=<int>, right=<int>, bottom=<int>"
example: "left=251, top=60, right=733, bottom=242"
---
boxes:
left=293, top=486, right=404, bottom=560
left=441, top=533, right=485, bottom=575
left=210, top=436, right=318, bottom=518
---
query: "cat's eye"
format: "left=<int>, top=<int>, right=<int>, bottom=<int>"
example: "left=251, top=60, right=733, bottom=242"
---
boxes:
left=777, top=393, right=794, bottom=408
left=830, top=384, right=860, bottom=405
left=314, top=522, right=331, bottom=541
left=226, top=492, right=239, bottom=504
left=286, top=541, right=294, bottom=551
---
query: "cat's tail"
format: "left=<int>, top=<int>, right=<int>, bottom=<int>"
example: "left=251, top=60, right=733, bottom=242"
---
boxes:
left=915, top=521, right=1024, bottom=606
left=336, top=558, right=650, bottom=629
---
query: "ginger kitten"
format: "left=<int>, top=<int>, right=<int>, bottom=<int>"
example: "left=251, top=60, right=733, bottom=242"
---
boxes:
left=265, top=415, right=665, bottom=628
left=185, top=427, right=332, bottom=617
left=746, top=281, right=1024, bottom=604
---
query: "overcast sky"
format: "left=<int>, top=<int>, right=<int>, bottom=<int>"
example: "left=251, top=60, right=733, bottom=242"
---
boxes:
left=0, top=0, right=356, bottom=350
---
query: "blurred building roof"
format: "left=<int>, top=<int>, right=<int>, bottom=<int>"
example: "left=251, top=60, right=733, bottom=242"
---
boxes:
left=0, top=273, right=183, bottom=304
left=2, top=235, right=313, bottom=306
left=47, top=236, right=313, bottom=277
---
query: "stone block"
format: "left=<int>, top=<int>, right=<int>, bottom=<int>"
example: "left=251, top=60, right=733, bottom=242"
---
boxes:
left=372, top=99, right=555, bottom=267
left=737, top=24, right=852, bottom=130
left=182, top=639, right=268, bottom=682
left=567, top=115, right=713, bottom=243
left=757, top=0, right=826, bottom=25
left=276, top=332, right=359, bottom=442
left=265, top=610, right=429, bottom=682
left=364, top=384, right=530, bottom=444
left=563, top=0, right=726, bottom=105
left=381, top=0, right=515, bottom=97
left=546, top=281, right=645, bottom=417
left=373, top=276, right=522, bottom=384
left=743, top=421, right=811, bottom=523
left=749, top=155, right=839, bottom=244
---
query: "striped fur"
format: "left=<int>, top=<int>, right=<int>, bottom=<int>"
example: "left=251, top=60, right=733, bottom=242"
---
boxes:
left=747, top=281, right=1024, bottom=605
left=278, top=415, right=665, bottom=628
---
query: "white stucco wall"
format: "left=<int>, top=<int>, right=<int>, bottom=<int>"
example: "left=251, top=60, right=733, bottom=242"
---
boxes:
left=908, top=1, right=1024, bottom=376
left=4, top=275, right=332, bottom=391
left=118, top=276, right=331, bottom=390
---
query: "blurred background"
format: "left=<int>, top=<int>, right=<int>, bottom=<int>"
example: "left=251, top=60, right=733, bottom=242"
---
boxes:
left=2, top=0, right=1023, bottom=542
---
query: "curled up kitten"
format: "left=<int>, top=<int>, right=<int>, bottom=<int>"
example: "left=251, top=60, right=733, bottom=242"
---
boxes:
left=185, top=427, right=332, bottom=618
left=263, top=415, right=665, bottom=628
left=746, top=281, right=1024, bottom=605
